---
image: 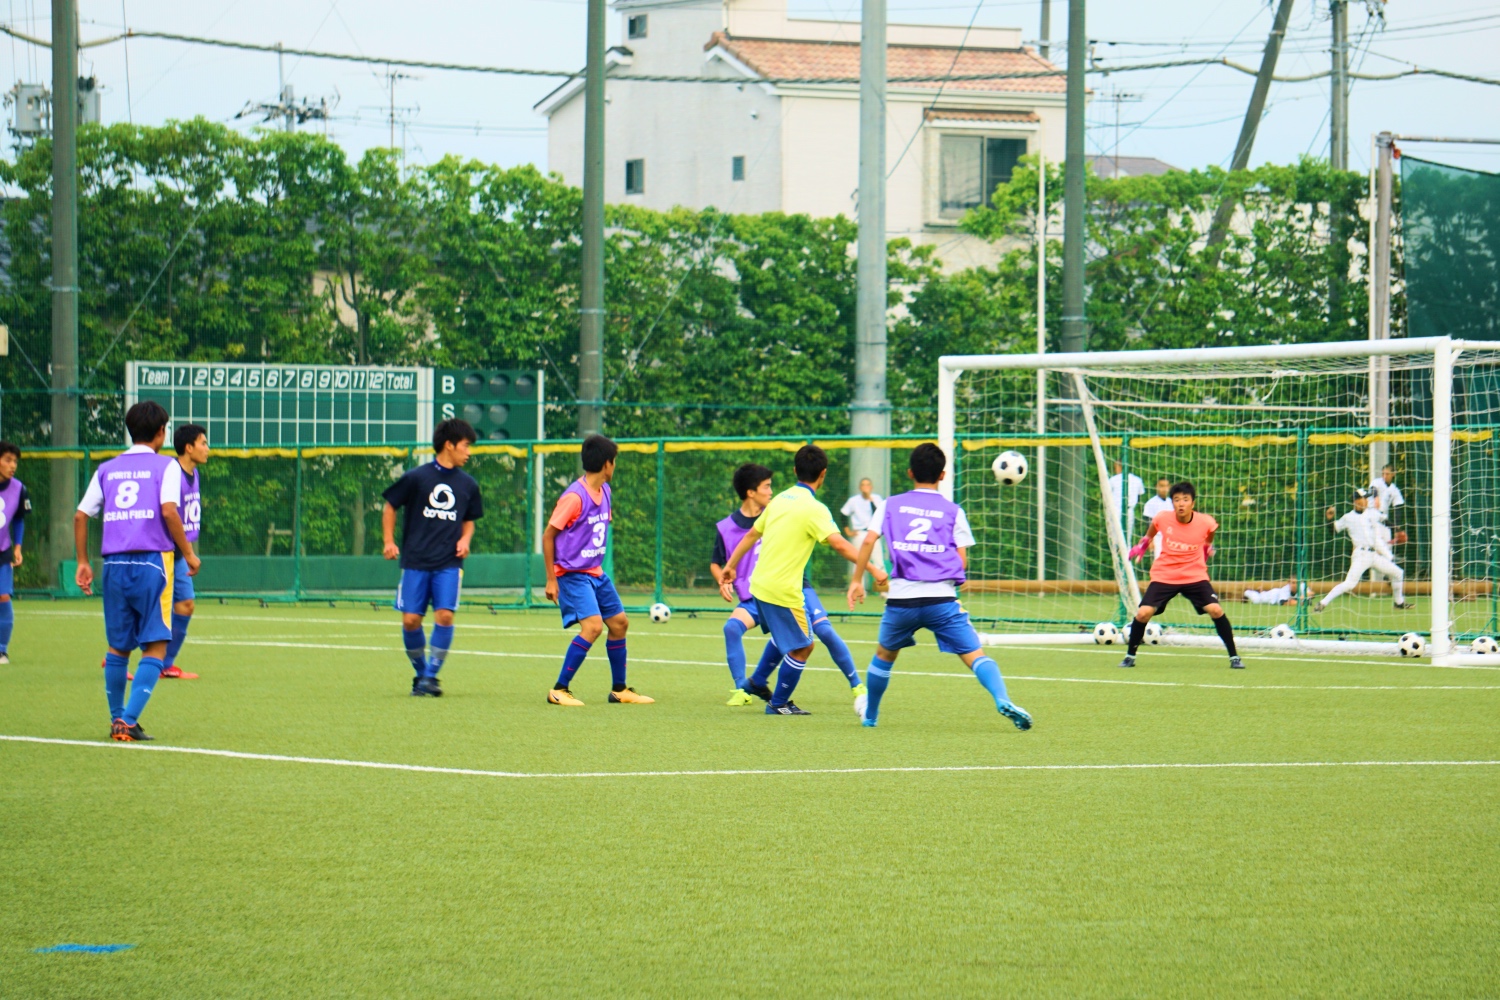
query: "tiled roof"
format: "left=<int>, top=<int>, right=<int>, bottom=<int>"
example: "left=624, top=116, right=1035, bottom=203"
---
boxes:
left=924, top=109, right=1041, bottom=123
left=707, top=32, right=1065, bottom=93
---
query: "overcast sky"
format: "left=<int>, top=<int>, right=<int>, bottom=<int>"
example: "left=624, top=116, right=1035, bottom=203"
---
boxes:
left=6, top=0, right=1498, bottom=176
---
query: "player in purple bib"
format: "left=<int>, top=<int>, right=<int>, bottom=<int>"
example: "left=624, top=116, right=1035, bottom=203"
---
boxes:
left=848, top=443, right=1031, bottom=731
left=0, top=441, right=31, bottom=663
left=542, top=434, right=652, bottom=706
left=161, top=423, right=209, bottom=680
left=713, top=462, right=865, bottom=707
left=74, top=401, right=199, bottom=742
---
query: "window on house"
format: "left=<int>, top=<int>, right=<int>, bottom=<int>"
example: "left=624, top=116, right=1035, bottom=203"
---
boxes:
left=627, top=14, right=647, bottom=38
left=939, top=135, right=1027, bottom=219
left=625, top=158, right=645, bottom=195
left=732, top=155, right=745, bottom=181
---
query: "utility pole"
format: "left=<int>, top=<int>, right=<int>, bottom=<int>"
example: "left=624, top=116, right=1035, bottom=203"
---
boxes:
left=1039, top=0, right=1051, bottom=61
left=851, top=0, right=889, bottom=498
left=576, top=0, right=606, bottom=438
left=1055, top=0, right=1087, bottom=582
left=49, top=0, right=79, bottom=589
left=1103, top=90, right=1141, bottom=178
left=1369, top=131, right=1394, bottom=473
left=277, top=43, right=293, bottom=133
left=1205, top=0, right=1296, bottom=250
left=1330, top=1, right=1348, bottom=170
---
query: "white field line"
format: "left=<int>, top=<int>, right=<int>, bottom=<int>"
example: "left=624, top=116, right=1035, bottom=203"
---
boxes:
left=182, top=638, right=1500, bottom=691
left=31, top=608, right=1500, bottom=671
left=1, top=735, right=1496, bottom=781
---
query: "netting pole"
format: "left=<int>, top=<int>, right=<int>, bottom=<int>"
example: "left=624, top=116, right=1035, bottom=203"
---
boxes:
left=1490, top=435, right=1499, bottom=636
left=937, top=363, right=957, bottom=502
left=1035, top=370, right=1047, bottom=581
left=1295, top=427, right=1310, bottom=635
left=1070, top=372, right=1141, bottom=616
left=523, top=442, right=535, bottom=610
left=654, top=440, right=665, bottom=606
left=1117, top=436, right=1133, bottom=623
left=1431, top=339, right=1455, bottom=656
left=292, top=445, right=304, bottom=601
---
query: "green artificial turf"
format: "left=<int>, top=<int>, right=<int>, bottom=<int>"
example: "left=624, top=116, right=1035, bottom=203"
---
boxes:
left=2, top=600, right=1498, bottom=998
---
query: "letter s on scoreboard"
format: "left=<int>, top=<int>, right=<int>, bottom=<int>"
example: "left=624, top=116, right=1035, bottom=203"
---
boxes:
left=442, top=403, right=455, bottom=419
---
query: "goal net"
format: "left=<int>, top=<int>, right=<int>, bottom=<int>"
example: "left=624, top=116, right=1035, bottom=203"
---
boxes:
left=937, top=337, right=1500, bottom=663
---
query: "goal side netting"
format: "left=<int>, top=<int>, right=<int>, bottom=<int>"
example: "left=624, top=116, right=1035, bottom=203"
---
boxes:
left=937, top=337, right=1500, bottom=664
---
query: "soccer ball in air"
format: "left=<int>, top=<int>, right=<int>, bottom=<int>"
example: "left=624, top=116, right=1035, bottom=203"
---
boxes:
left=1471, top=635, right=1497, bottom=655
left=992, top=450, right=1029, bottom=486
left=649, top=603, right=672, bottom=623
left=1143, top=621, right=1163, bottom=645
left=1269, top=624, right=1296, bottom=641
left=1398, top=632, right=1426, bottom=657
left=1093, top=622, right=1121, bottom=645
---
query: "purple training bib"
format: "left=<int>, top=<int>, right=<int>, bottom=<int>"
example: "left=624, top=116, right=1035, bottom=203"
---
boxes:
left=0, top=476, right=22, bottom=550
left=98, top=451, right=176, bottom=555
left=180, top=465, right=201, bottom=544
left=716, top=514, right=762, bottom=603
left=882, top=490, right=966, bottom=585
left=554, top=479, right=611, bottom=572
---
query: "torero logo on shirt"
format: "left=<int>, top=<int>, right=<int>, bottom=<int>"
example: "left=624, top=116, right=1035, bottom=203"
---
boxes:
left=423, top=483, right=458, bottom=521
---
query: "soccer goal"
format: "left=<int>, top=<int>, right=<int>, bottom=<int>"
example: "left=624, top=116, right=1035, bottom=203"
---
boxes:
left=937, top=337, right=1500, bottom=665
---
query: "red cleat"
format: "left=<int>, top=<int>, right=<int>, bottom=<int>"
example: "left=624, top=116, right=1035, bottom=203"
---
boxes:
left=160, top=665, right=198, bottom=680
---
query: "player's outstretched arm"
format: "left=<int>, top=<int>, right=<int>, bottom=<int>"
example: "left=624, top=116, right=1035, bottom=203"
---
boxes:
left=710, top=562, right=734, bottom=603
left=457, top=519, right=476, bottom=560
left=72, top=510, right=93, bottom=595
left=542, top=525, right=561, bottom=603
left=161, top=503, right=200, bottom=576
left=381, top=502, right=400, bottom=560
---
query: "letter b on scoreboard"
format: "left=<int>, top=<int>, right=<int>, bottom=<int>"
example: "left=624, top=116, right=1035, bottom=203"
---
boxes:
left=435, top=369, right=542, bottom=441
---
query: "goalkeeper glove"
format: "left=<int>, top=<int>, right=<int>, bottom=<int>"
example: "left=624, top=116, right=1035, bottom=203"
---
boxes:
left=1127, top=538, right=1149, bottom=561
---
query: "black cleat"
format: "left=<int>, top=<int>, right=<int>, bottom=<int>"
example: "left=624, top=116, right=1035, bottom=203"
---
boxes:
left=110, top=719, right=153, bottom=742
left=743, top=681, right=774, bottom=703
left=410, top=676, right=428, bottom=697
left=1229, top=656, right=1245, bottom=670
left=1118, top=655, right=1136, bottom=669
left=765, top=701, right=810, bottom=716
left=1393, top=602, right=1416, bottom=610
left=416, top=676, right=443, bottom=697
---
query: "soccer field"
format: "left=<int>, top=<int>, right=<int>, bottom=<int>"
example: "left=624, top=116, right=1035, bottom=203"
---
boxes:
left=3, top=602, right=1498, bottom=998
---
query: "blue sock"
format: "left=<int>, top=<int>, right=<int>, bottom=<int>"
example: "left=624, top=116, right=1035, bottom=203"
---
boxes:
left=970, top=655, right=1010, bottom=707
left=865, top=655, right=894, bottom=723
left=122, top=657, right=164, bottom=727
left=103, top=652, right=130, bottom=720
left=402, top=626, right=426, bottom=675
left=427, top=624, right=454, bottom=677
left=813, top=619, right=860, bottom=687
left=770, top=652, right=807, bottom=707
left=606, top=638, right=627, bottom=689
left=0, top=600, right=13, bottom=654
left=163, top=612, right=190, bottom=667
left=556, top=636, right=592, bottom=689
left=723, top=618, right=749, bottom=687
left=749, top=640, right=781, bottom=689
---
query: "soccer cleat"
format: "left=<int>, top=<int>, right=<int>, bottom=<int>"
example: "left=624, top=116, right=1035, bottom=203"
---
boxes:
left=765, top=701, right=810, bottom=716
left=1393, top=602, right=1416, bottom=610
left=0, top=653, right=8, bottom=664
left=726, top=688, right=756, bottom=707
left=853, top=692, right=868, bottom=719
left=609, top=687, right=654, bottom=704
left=1229, top=656, right=1245, bottom=670
left=410, top=676, right=427, bottom=697
left=997, top=701, right=1032, bottom=731
left=416, top=676, right=443, bottom=697
left=861, top=718, right=877, bottom=728
left=743, top=680, right=774, bottom=703
left=110, top=719, right=153, bottom=742
left=851, top=682, right=867, bottom=699
left=160, top=665, right=198, bottom=680
left=1312, top=602, right=1327, bottom=614
left=1118, top=655, right=1136, bottom=669
left=547, top=687, right=585, bottom=707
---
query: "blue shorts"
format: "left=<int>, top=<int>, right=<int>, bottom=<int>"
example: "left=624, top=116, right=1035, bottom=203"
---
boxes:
left=101, top=552, right=174, bottom=652
left=878, top=600, right=982, bottom=655
left=0, top=561, right=11, bottom=597
left=737, top=589, right=828, bottom=629
left=556, top=572, right=624, bottom=629
left=395, top=567, right=463, bottom=616
left=172, top=569, right=194, bottom=604
left=757, top=600, right=814, bottom=653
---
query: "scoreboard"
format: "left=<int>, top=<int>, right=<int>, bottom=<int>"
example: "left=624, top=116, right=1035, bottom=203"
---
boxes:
left=127, top=361, right=434, bottom=447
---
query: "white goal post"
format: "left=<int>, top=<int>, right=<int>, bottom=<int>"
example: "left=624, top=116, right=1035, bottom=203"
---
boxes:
left=937, top=336, right=1500, bottom=666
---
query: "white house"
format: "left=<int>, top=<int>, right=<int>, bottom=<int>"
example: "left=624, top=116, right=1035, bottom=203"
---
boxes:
left=536, top=0, right=1064, bottom=269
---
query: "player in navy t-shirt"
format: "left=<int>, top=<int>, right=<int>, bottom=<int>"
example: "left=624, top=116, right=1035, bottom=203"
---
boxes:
left=382, top=419, right=483, bottom=696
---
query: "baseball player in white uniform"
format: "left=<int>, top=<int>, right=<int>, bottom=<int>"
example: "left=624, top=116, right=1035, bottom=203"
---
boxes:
left=1313, top=489, right=1414, bottom=613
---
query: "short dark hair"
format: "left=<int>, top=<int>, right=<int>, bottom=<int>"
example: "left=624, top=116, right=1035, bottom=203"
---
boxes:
left=581, top=433, right=618, bottom=473
left=908, top=442, right=946, bottom=483
left=1169, top=481, right=1196, bottom=501
left=434, top=418, right=477, bottom=453
left=125, top=400, right=170, bottom=444
left=0, top=441, right=19, bottom=461
left=733, top=463, right=773, bottom=500
left=173, top=423, right=207, bottom=455
left=793, top=444, right=827, bottom=483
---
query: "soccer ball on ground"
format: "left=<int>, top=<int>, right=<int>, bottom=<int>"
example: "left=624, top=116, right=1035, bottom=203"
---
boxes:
left=1398, top=632, right=1426, bottom=657
left=1471, top=635, right=1497, bottom=655
left=1143, top=621, right=1164, bottom=645
left=1093, top=622, right=1121, bottom=645
left=992, top=450, right=1029, bottom=486
left=1269, top=623, right=1296, bottom=641
left=649, top=603, right=672, bottom=623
